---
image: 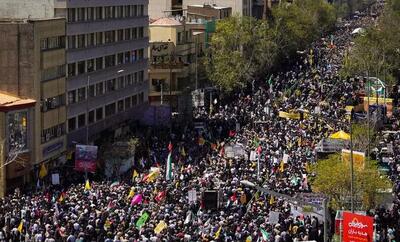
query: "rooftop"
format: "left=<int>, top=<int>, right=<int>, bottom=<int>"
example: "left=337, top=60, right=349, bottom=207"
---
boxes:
left=0, top=92, right=35, bottom=111
left=151, top=17, right=183, bottom=26
left=188, top=4, right=230, bottom=10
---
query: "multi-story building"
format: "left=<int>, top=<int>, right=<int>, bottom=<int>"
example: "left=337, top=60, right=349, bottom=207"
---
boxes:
left=52, top=0, right=149, bottom=145
left=187, top=4, right=231, bottom=21
left=0, top=18, right=66, bottom=195
left=148, top=17, right=205, bottom=113
left=148, top=0, right=183, bottom=19
left=183, top=0, right=252, bottom=17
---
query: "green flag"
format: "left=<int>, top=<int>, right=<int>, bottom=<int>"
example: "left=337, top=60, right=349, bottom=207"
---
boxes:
left=260, top=227, right=270, bottom=241
left=136, top=212, right=149, bottom=229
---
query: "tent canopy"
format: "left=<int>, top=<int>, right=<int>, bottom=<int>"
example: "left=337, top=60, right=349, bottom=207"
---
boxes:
left=330, top=130, right=350, bottom=140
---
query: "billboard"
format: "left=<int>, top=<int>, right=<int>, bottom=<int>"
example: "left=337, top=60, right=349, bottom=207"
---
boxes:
left=341, top=149, right=365, bottom=170
left=75, top=145, right=98, bottom=173
left=343, top=212, right=374, bottom=242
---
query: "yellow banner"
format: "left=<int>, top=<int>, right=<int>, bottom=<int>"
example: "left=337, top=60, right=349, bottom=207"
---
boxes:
left=154, top=220, right=167, bottom=234
left=341, top=149, right=365, bottom=170
left=279, top=111, right=300, bottom=120
left=363, top=97, right=393, bottom=105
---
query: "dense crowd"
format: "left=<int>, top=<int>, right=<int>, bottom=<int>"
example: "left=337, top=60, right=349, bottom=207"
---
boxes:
left=0, top=2, right=399, bottom=242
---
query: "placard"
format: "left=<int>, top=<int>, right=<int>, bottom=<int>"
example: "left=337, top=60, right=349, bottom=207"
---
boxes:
left=51, top=173, right=60, bottom=185
left=343, top=212, right=374, bottom=242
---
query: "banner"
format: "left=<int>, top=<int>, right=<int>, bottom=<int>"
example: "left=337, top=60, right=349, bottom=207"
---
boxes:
left=279, top=111, right=300, bottom=120
left=75, top=145, right=98, bottom=172
left=341, top=149, right=365, bottom=170
left=363, top=97, right=393, bottom=117
left=343, top=212, right=374, bottom=242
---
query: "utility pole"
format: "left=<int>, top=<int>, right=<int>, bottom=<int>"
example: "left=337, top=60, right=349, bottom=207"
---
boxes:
left=263, top=0, right=272, bottom=20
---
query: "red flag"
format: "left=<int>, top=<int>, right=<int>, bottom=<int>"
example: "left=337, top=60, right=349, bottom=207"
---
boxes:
left=256, top=146, right=262, bottom=155
left=229, top=130, right=236, bottom=137
left=168, top=142, right=173, bottom=152
left=230, top=192, right=237, bottom=202
left=155, top=191, right=166, bottom=202
left=219, top=147, right=225, bottom=157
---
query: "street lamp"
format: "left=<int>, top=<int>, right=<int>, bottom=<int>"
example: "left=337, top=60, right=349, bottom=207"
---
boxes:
left=240, top=179, right=329, bottom=242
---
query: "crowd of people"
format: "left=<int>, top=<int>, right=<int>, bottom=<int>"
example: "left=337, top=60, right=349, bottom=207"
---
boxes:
left=0, top=2, right=399, bottom=242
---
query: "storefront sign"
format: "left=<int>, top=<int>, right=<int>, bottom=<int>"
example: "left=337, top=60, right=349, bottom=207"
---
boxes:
left=43, top=141, right=63, bottom=157
left=343, top=212, right=374, bottom=242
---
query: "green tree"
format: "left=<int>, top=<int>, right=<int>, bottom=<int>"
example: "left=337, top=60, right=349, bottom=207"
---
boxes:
left=204, top=15, right=277, bottom=92
left=311, top=154, right=391, bottom=210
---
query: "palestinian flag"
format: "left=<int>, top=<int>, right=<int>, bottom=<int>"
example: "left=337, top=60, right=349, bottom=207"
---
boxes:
left=260, top=228, right=270, bottom=241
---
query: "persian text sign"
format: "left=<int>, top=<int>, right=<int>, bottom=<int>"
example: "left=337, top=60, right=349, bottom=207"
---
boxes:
left=343, top=212, right=373, bottom=242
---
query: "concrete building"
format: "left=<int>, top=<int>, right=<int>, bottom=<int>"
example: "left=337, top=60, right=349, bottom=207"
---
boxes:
left=149, top=0, right=183, bottom=19
left=0, top=18, right=65, bottom=195
left=148, top=17, right=205, bottom=113
left=187, top=4, right=231, bottom=21
left=51, top=0, right=150, bottom=145
left=183, top=0, right=252, bottom=17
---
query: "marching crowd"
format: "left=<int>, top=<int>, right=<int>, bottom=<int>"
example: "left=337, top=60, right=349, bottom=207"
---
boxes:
left=0, top=2, right=399, bottom=242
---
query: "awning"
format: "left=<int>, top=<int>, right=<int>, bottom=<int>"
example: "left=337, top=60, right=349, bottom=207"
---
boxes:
left=0, top=92, right=36, bottom=112
left=330, top=130, right=350, bottom=140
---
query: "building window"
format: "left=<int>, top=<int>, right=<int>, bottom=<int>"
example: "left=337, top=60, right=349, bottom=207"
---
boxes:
left=68, top=117, right=76, bottom=132
left=126, top=74, right=133, bottom=86
left=178, top=32, right=183, bottom=44
left=68, top=90, right=76, bottom=104
left=105, top=30, right=115, bottom=44
left=88, top=84, right=95, bottom=97
left=116, top=6, right=123, bottom=18
left=132, top=95, right=137, bottom=106
left=106, top=79, right=116, bottom=92
left=77, top=34, right=86, bottom=48
left=96, top=32, right=103, bottom=45
left=117, top=100, right=124, bottom=112
left=117, top=53, right=124, bottom=65
left=138, top=5, right=144, bottom=16
left=132, top=27, right=137, bottom=39
left=125, top=28, right=131, bottom=40
left=138, top=70, right=144, bottom=82
left=105, top=55, right=116, bottom=68
left=87, top=33, right=95, bottom=47
left=67, top=8, right=76, bottom=22
left=87, top=59, right=94, bottom=72
left=139, top=92, right=144, bottom=104
left=78, top=113, right=86, bottom=128
left=87, top=7, right=94, bottom=21
left=77, top=61, right=85, bottom=74
left=133, top=72, right=138, bottom=84
left=125, top=97, right=131, bottom=109
left=117, top=29, right=124, bottom=41
left=117, top=77, right=124, bottom=89
left=42, top=65, right=65, bottom=81
left=138, top=49, right=144, bottom=60
left=41, top=123, right=65, bottom=144
left=105, top=103, right=116, bottom=117
left=138, top=27, right=144, bottom=38
left=41, top=36, right=65, bottom=50
left=96, top=107, right=103, bottom=120
left=95, top=57, right=103, bottom=70
left=88, top=110, right=95, bottom=124
left=7, top=111, right=28, bottom=151
left=125, top=5, right=131, bottom=17
left=77, top=8, right=85, bottom=21
left=68, top=63, right=76, bottom=77
left=132, top=5, right=138, bottom=17
left=41, top=94, right=65, bottom=112
left=95, top=7, right=103, bottom=20
left=105, top=6, right=114, bottom=19
left=95, top=82, right=104, bottom=96
left=77, top=87, right=86, bottom=102
left=67, top=35, right=76, bottom=49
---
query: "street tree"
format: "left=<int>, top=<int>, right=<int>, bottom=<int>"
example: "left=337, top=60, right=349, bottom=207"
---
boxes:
left=310, top=154, right=391, bottom=210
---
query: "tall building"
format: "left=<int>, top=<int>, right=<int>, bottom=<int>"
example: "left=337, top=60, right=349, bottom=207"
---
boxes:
left=148, top=0, right=183, bottom=19
left=183, top=0, right=252, bottom=17
left=187, top=4, right=232, bottom=21
left=0, top=18, right=66, bottom=195
left=53, top=1, right=150, bottom=145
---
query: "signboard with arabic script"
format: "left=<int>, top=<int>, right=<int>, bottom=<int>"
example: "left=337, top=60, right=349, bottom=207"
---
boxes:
left=343, top=212, right=374, bottom=242
left=150, top=42, right=175, bottom=64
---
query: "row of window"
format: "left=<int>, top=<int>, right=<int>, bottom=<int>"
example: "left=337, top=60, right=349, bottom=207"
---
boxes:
left=41, top=123, right=65, bottom=144
left=41, top=94, right=66, bottom=112
left=41, top=36, right=66, bottom=51
left=67, top=5, right=145, bottom=23
left=67, top=92, right=145, bottom=132
left=67, top=49, right=145, bottom=77
left=67, top=27, right=146, bottom=49
left=67, top=70, right=145, bottom=105
left=42, top=65, right=66, bottom=81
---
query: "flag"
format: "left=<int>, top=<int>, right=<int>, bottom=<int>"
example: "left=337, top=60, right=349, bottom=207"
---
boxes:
left=230, top=192, right=237, bottom=202
left=260, top=228, right=270, bottom=241
left=219, top=146, right=225, bottom=156
left=154, top=220, right=167, bottom=234
left=279, top=160, right=284, bottom=173
left=256, top=146, right=262, bottom=155
left=246, top=236, right=252, bottom=242
left=155, top=191, right=166, bottom=203
left=17, top=220, right=23, bottom=233
left=180, top=147, right=186, bottom=157
left=104, top=219, right=111, bottom=230
left=168, top=142, right=173, bottom=152
left=39, top=163, right=48, bottom=179
left=214, top=226, right=222, bottom=239
left=85, top=180, right=91, bottom=190
left=128, top=187, right=135, bottom=199
left=58, top=193, right=64, bottom=203
left=229, top=130, right=236, bottom=137
left=184, top=211, right=192, bottom=225
left=198, top=137, right=205, bottom=145
left=132, top=169, right=139, bottom=179
left=131, top=194, right=143, bottom=206
left=143, top=170, right=159, bottom=183
left=136, top=212, right=149, bottom=229
left=166, top=152, right=172, bottom=181
left=269, top=196, right=275, bottom=205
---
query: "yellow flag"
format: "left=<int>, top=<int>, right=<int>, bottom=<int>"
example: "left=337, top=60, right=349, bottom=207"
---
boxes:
left=246, top=236, right=252, bottom=242
left=58, top=194, right=64, bottom=203
left=214, top=226, right=222, bottom=239
left=132, top=170, right=139, bottom=179
left=17, top=220, right=23, bottom=233
left=128, top=188, right=135, bottom=199
left=269, top=196, right=275, bottom=205
left=279, top=160, right=284, bottom=173
left=181, top=147, right=186, bottom=156
left=39, top=163, right=48, bottom=179
left=85, top=180, right=91, bottom=190
left=154, top=220, right=167, bottom=234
